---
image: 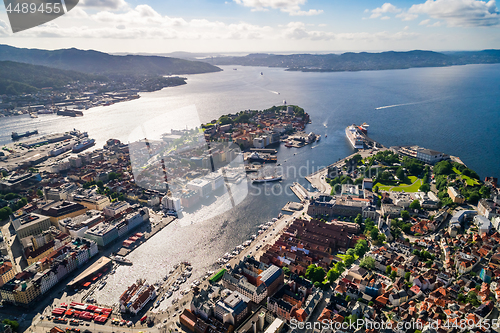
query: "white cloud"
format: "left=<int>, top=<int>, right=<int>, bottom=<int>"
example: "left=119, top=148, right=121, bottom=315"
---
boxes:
left=79, top=0, right=128, bottom=10
left=428, top=21, right=442, bottom=27
left=404, top=25, right=410, bottom=30
left=65, top=7, right=90, bottom=18
left=0, top=19, right=11, bottom=36
left=419, top=18, right=431, bottom=25
left=282, top=22, right=334, bottom=40
left=233, top=0, right=323, bottom=16
left=381, top=16, right=391, bottom=20
left=408, top=0, right=500, bottom=27
left=395, top=12, right=419, bottom=21
left=370, top=3, right=401, bottom=18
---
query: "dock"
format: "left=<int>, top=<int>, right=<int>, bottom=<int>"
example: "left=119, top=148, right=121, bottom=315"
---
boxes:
left=290, top=182, right=310, bottom=201
left=116, top=215, right=176, bottom=257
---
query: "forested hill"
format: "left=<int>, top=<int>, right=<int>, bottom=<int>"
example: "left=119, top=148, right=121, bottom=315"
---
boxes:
left=0, top=61, right=107, bottom=95
left=205, top=50, right=500, bottom=72
left=0, top=44, right=222, bottom=77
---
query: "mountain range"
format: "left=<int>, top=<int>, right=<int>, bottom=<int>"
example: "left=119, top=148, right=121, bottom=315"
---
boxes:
left=0, top=44, right=222, bottom=78
left=201, top=49, right=500, bottom=72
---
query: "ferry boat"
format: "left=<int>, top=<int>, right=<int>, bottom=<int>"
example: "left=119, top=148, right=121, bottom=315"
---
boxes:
left=285, top=141, right=293, bottom=148
left=246, top=152, right=277, bottom=164
left=72, top=138, right=95, bottom=153
left=345, top=125, right=365, bottom=149
left=111, top=255, right=133, bottom=265
left=11, top=130, right=38, bottom=140
left=251, top=175, right=283, bottom=183
left=57, top=109, right=83, bottom=117
left=358, top=123, right=369, bottom=134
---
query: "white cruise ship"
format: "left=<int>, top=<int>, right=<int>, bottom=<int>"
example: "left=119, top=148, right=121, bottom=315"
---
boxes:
left=345, top=125, right=365, bottom=149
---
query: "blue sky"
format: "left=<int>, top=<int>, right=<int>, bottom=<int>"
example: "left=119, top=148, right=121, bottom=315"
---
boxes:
left=0, top=0, right=499, bottom=53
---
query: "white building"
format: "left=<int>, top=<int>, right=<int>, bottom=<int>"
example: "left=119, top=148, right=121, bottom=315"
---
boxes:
left=187, top=178, right=213, bottom=198
left=162, top=195, right=181, bottom=212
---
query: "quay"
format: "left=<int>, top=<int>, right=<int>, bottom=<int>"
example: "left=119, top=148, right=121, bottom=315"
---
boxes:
left=115, top=215, right=176, bottom=257
left=289, top=182, right=310, bottom=202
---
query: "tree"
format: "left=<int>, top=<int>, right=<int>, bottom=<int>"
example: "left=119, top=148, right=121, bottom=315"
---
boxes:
left=396, top=167, right=405, bottom=180
left=368, top=301, right=374, bottom=306
left=0, top=206, right=12, bottom=221
left=96, top=180, right=104, bottom=189
left=386, top=265, right=392, bottom=275
left=370, top=227, right=380, bottom=241
left=404, top=272, right=411, bottom=281
left=344, top=255, right=355, bottom=267
left=36, top=189, right=44, bottom=198
left=409, top=200, right=421, bottom=210
left=355, top=239, right=369, bottom=257
left=434, top=161, right=453, bottom=176
left=2, top=319, right=19, bottom=332
left=401, top=210, right=410, bottom=220
left=419, top=183, right=430, bottom=193
left=306, top=265, right=326, bottom=284
left=327, top=268, right=340, bottom=283
left=468, top=192, right=480, bottom=205
left=377, top=233, right=386, bottom=243
left=479, top=186, right=491, bottom=198
left=346, top=248, right=356, bottom=257
left=373, top=185, right=379, bottom=193
left=282, top=267, right=291, bottom=276
left=354, top=213, right=363, bottom=225
left=359, top=256, right=375, bottom=270
left=390, top=271, right=397, bottom=279
left=345, top=295, right=351, bottom=302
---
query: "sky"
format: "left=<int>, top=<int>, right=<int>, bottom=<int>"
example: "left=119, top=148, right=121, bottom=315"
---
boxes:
left=0, top=0, right=499, bottom=54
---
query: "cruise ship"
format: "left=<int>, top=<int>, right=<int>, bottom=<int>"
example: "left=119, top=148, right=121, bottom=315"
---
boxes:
left=345, top=125, right=365, bottom=149
left=72, top=139, right=95, bottom=153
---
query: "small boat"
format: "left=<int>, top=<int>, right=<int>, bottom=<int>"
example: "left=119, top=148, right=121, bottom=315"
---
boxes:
left=325, top=134, right=327, bottom=138
left=251, top=175, right=283, bottom=183
left=30, top=113, right=38, bottom=118
left=111, top=255, right=132, bottom=265
left=260, top=72, right=263, bottom=75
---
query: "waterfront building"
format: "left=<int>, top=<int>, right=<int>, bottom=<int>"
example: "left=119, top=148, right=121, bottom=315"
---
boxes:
left=308, top=193, right=370, bottom=217
left=187, top=178, right=213, bottom=198
left=11, top=213, right=51, bottom=239
left=0, top=173, right=41, bottom=192
left=162, top=195, right=181, bottom=212
left=214, top=290, right=250, bottom=325
left=84, top=223, right=118, bottom=247
left=391, top=146, right=445, bottom=165
left=222, top=257, right=284, bottom=304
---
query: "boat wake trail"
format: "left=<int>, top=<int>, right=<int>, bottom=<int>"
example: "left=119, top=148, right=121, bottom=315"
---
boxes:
left=375, top=102, right=420, bottom=110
